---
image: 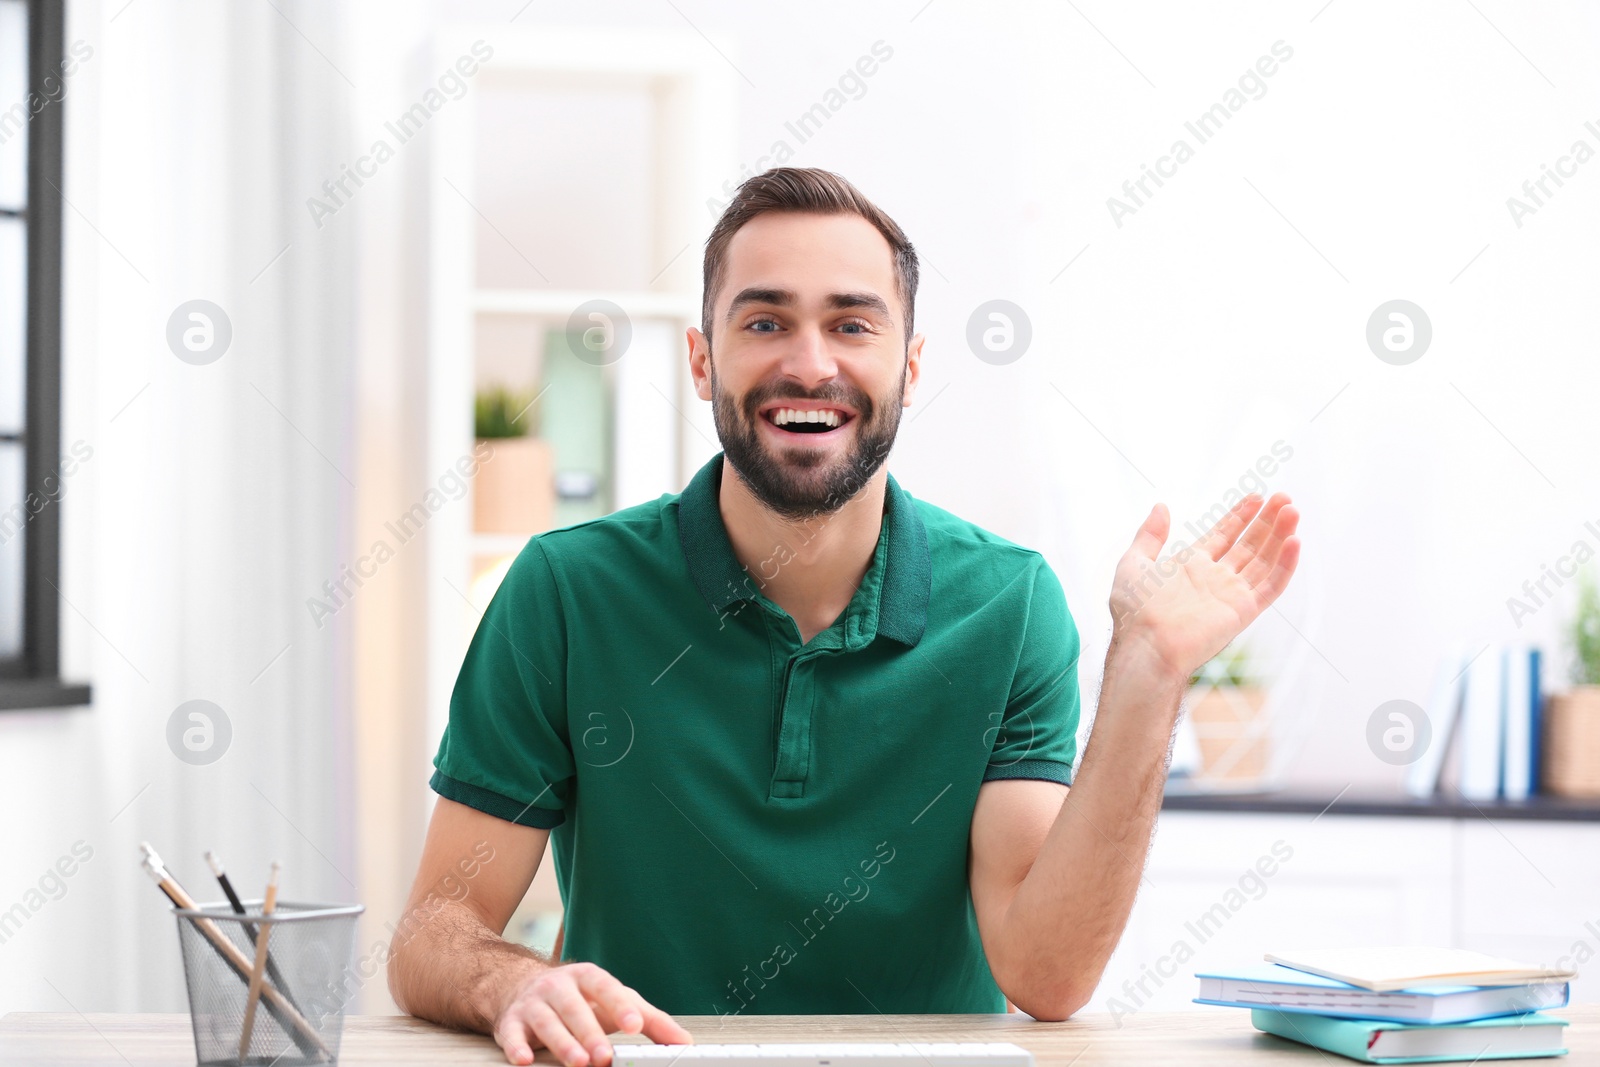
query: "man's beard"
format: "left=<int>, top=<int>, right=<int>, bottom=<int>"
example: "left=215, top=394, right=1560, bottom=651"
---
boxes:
left=709, top=356, right=905, bottom=521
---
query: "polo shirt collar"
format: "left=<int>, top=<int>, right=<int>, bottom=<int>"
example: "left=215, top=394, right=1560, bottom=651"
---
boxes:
left=677, top=452, right=929, bottom=648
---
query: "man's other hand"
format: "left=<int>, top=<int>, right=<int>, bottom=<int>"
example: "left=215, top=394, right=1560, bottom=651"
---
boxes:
left=493, top=960, right=694, bottom=1067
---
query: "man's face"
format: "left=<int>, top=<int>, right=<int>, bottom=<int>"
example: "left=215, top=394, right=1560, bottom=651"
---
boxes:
left=689, top=212, right=923, bottom=520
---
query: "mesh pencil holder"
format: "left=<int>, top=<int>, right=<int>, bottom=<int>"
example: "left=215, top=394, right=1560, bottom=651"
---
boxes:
left=173, top=900, right=364, bottom=1066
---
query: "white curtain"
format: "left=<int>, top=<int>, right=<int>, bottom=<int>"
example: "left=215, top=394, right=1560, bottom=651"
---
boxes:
left=0, top=0, right=357, bottom=1013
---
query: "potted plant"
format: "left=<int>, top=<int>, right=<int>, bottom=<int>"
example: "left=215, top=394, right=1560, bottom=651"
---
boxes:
left=1185, top=642, right=1271, bottom=785
left=472, top=385, right=555, bottom=535
left=1543, top=566, right=1600, bottom=797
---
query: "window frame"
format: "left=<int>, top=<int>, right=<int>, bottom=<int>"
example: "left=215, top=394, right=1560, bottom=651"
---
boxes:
left=0, top=0, right=88, bottom=710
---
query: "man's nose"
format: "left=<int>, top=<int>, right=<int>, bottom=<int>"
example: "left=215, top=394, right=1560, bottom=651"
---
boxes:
left=779, top=323, right=839, bottom=386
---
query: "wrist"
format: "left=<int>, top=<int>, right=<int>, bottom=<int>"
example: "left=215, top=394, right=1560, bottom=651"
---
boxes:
left=476, top=952, right=550, bottom=1031
left=1106, top=625, right=1191, bottom=691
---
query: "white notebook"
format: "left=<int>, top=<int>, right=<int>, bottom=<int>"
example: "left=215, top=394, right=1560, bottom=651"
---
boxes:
left=1264, top=946, right=1579, bottom=992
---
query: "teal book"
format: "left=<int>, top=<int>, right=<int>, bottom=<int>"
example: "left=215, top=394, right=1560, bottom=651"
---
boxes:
left=1251, top=1008, right=1567, bottom=1063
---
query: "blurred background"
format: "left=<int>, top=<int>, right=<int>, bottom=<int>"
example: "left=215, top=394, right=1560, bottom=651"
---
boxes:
left=2, top=0, right=1599, bottom=1021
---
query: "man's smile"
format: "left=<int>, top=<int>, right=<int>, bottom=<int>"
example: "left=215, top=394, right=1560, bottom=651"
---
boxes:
left=756, top=400, right=858, bottom=442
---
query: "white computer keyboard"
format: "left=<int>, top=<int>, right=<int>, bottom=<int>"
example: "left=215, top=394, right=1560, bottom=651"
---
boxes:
left=608, top=1043, right=1034, bottom=1067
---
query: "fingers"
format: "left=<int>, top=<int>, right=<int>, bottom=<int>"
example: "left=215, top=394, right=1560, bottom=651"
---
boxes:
left=1127, top=503, right=1171, bottom=562
left=1237, top=503, right=1299, bottom=589
left=1220, top=492, right=1292, bottom=571
left=1197, top=493, right=1267, bottom=561
left=548, top=977, right=615, bottom=1066
left=493, top=1001, right=552, bottom=1066
left=494, top=1019, right=534, bottom=1066
left=1250, top=535, right=1301, bottom=606
left=496, top=964, right=691, bottom=1067
left=635, top=1000, right=694, bottom=1046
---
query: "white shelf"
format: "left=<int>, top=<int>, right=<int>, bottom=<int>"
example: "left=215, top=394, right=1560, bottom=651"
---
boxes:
left=471, top=533, right=534, bottom=557
left=473, top=288, right=700, bottom=320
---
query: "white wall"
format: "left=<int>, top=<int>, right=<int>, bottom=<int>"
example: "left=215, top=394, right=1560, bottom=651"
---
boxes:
left=397, top=0, right=1600, bottom=788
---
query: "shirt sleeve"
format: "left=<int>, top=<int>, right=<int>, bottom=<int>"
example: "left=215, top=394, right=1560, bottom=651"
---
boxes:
left=430, top=536, right=574, bottom=828
left=983, top=557, right=1082, bottom=786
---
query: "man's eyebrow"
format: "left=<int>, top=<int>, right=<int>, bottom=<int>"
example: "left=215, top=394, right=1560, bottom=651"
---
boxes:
left=826, top=291, right=891, bottom=317
left=724, top=287, right=795, bottom=323
left=723, top=287, right=893, bottom=323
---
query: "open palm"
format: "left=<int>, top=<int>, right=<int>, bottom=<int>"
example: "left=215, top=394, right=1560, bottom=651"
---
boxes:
left=1108, top=492, right=1301, bottom=681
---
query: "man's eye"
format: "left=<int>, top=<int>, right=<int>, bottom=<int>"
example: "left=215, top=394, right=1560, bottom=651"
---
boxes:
left=749, top=319, right=780, bottom=333
left=838, top=320, right=870, bottom=334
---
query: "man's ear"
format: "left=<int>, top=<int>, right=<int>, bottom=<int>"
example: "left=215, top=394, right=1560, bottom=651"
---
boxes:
left=687, top=326, right=713, bottom=402
left=902, top=331, right=926, bottom=408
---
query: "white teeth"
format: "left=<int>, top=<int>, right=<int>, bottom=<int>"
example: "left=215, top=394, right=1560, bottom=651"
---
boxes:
left=772, top=408, right=844, bottom=428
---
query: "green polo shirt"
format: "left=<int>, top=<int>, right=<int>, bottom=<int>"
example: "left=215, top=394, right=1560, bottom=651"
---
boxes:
left=431, top=452, right=1081, bottom=1017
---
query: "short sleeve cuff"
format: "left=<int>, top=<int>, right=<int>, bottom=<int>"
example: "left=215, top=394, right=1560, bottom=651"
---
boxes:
left=430, top=770, right=567, bottom=829
left=982, top=758, right=1074, bottom=786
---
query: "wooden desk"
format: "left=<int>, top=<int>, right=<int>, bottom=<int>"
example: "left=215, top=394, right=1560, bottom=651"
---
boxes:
left=1, top=1008, right=1596, bottom=1065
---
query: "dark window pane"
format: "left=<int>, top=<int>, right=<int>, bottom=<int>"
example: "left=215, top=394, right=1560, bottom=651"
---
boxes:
left=0, top=0, right=25, bottom=212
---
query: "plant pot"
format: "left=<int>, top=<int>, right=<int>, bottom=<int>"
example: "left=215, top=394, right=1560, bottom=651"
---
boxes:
left=1186, top=685, right=1270, bottom=784
left=473, top=437, right=555, bottom=535
left=1542, top=685, right=1600, bottom=798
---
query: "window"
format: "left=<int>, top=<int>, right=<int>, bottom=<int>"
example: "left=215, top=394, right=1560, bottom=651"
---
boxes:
left=0, top=0, right=88, bottom=709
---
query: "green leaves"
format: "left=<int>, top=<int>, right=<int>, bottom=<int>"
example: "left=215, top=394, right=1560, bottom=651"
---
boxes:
left=475, top=384, right=538, bottom=439
left=1190, top=641, right=1254, bottom=688
left=1572, top=566, right=1600, bottom=687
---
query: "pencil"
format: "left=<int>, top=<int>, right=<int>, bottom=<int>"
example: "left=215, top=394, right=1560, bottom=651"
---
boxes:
left=206, top=850, right=302, bottom=1014
left=237, top=861, right=279, bottom=1063
left=139, top=844, right=328, bottom=1062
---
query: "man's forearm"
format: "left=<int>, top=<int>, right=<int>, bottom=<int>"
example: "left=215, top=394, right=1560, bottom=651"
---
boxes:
left=388, top=899, right=552, bottom=1032
left=989, top=632, right=1188, bottom=1018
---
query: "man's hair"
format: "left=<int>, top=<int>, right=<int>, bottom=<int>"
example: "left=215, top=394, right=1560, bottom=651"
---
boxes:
left=702, top=167, right=919, bottom=346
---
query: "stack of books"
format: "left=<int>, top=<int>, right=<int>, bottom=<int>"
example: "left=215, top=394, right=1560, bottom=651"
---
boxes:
left=1195, top=947, right=1576, bottom=1063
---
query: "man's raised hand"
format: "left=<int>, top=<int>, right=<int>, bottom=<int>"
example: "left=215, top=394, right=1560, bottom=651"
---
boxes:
left=1108, top=492, right=1301, bottom=683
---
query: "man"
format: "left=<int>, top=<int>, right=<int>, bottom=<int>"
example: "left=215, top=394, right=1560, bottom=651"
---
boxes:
left=387, top=168, right=1301, bottom=1066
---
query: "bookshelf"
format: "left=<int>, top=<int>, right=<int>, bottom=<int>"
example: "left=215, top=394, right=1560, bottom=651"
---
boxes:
left=416, top=27, right=735, bottom=947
